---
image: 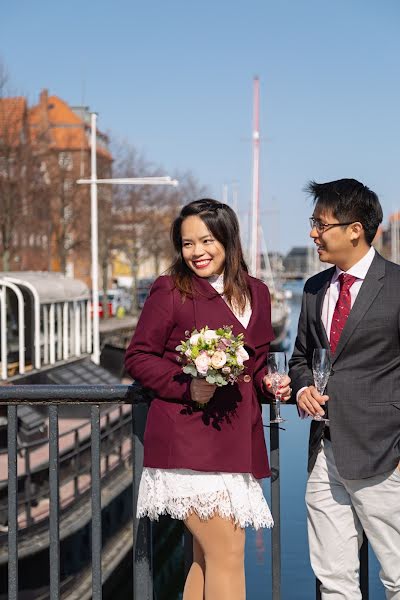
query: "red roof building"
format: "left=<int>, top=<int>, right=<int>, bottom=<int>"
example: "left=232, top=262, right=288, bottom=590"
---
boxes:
left=0, top=89, right=113, bottom=286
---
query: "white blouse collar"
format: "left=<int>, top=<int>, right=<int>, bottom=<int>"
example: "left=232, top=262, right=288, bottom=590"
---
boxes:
left=207, top=272, right=224, bottom=294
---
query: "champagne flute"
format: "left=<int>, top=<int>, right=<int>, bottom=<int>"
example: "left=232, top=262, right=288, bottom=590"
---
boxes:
left=267, top=352, right=287, bottom=424
left=312, top=348, right=331, bottom=423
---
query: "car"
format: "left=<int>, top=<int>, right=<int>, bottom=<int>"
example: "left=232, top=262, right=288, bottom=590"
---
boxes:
left=105, top=288, right=133, bottom=318
left=90, top=288, right=133, bottom=318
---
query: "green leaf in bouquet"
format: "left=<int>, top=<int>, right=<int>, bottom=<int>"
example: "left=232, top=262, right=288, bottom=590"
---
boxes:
left=183, top=364, right=198, bottom=376
left=215, top=374, right=228, bottom=386
left=206, top=374, right=216, bottom=384
left=175, top=344, right=184, bottom=352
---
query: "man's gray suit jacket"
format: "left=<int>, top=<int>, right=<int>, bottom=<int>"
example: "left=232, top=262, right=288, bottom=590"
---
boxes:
left=289, top=252, right=400, bottom=480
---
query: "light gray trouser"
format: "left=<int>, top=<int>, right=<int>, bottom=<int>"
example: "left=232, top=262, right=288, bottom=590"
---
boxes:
left=306, top=440, right=400, bottom=600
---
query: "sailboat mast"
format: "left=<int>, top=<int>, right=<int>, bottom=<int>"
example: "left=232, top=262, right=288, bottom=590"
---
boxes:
left=250, top=76, right=260, bottom=277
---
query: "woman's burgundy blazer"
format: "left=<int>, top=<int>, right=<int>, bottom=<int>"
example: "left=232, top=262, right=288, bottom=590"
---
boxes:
left=125, top=273, right=274, bottom=479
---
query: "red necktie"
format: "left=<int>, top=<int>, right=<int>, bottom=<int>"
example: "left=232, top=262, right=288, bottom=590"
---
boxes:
left=329, top=273, right=357, bottom=354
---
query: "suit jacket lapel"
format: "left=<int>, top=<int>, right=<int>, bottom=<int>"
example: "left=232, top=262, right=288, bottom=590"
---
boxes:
left=332, top=253, right=385, bottom=364
left=316, top=267, right=334, bottom=349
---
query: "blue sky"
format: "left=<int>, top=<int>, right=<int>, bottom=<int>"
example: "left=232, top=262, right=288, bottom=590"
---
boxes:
left=1, top=0, right=399, bottom=253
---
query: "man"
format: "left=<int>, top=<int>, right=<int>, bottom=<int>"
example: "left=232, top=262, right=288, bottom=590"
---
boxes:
left=289, top=179, right=400, bottom=599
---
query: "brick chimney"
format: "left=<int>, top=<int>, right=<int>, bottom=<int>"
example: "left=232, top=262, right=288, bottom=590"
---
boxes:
left=39, top=89, right=49, bottom=110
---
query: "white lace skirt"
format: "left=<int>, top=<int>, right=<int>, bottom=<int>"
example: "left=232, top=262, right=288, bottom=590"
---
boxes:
left=137, top=467, right=273, bottom=530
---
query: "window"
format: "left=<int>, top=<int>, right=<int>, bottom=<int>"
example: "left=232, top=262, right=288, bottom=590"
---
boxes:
left=58, top=152, right=73, bottom=171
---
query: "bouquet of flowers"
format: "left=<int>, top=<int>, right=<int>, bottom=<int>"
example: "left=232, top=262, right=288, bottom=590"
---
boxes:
left=176, top=325, right=249, bottom=386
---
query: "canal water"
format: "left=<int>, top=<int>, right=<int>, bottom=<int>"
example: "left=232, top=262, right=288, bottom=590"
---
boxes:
left=245, top=279, right=384, bottom=599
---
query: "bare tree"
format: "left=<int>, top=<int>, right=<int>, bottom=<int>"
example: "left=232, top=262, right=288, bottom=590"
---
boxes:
left=0, top=62, right=34, bottom=270
left=139, top=169, right=209, bottom=274
left=110, top=141, right=154, bottom=310
left=110, top=137, right=210, bottom=299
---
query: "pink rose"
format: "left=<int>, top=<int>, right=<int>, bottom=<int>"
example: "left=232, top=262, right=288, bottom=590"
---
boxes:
left=211, top=350, right=227, bottom=369
left=194, top=352, right=211, bottom=375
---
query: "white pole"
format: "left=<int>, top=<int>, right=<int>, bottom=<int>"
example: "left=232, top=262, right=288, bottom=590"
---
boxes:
left=49, top=303, right=55, bottom=364
left=232, top=181, right=239, bottom=214
left=222, top=183, right=228, bottom=205
left=250, top=77, right=260, bottom=277
left=91, top=113, right=100, bottom=365
left=77, top=176, right=178, bottom=186
left=63, top=301, right=69, bottom=360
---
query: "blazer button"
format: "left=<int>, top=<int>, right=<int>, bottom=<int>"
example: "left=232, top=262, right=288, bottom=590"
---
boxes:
left=243, top=375, right=251, bottom=383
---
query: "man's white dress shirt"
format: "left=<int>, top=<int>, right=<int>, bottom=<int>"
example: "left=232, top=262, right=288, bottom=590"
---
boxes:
left=296, top=246, right=376, bottom=414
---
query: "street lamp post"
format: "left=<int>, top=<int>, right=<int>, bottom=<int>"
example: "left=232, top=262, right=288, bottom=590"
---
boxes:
left=77, top=113, right=178, bottom=365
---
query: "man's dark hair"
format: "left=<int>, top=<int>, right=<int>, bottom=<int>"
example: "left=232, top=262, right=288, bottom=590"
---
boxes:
left=305, top=178, right=383, bottom=245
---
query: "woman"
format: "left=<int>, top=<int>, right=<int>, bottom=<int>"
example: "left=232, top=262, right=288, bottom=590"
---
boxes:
left=125, top=199, right=291, bottom=600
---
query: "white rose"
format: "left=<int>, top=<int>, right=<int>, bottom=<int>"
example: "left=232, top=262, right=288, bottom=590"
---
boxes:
left=236, top=345, right=249, bottom=365
left=203, top=329, right=218, bottom=341
left=210, top=350, right=227, bottom=369
left=189, top=333, right=202, bottom=345
left=203, top=329, right=219, bottom=344
left=194, top=352, right=211, bottom=376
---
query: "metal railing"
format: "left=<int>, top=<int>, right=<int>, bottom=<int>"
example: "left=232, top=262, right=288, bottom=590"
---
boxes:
left=0, top=404, right=131, bottom=529
left=0, top=385, right=369, bottom=599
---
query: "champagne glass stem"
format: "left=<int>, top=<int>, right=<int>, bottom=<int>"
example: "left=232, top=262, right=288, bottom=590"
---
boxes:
left=271, top=394, right=284, bottom=423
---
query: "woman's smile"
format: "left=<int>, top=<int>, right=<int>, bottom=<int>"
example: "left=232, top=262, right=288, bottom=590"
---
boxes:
left=192, top=258, right=211, bottom=269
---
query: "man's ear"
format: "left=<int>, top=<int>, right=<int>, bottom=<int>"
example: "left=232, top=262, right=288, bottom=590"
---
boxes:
left=349, top=222, right=363, bottom=241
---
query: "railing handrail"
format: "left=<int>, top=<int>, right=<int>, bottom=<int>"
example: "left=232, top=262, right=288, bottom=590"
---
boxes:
left=0, top=383, right=150, bottom=404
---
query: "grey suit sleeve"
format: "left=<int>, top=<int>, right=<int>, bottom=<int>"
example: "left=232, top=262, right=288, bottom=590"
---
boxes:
left=288, top=289, right=314, bottom=396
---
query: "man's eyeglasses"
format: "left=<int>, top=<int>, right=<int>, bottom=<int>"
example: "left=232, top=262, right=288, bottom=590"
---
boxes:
left=309, top=217, right=355, bottom=233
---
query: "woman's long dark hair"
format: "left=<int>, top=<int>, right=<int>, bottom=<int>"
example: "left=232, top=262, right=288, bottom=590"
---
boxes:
left=169, top=199, right=250, bottom=312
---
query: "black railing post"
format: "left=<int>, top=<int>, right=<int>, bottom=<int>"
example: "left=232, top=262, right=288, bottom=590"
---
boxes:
left=360, top=533, right=369, bottom=600
left=49, top=405, right=60, bottom=600
left=269, top=404, right=281, bottom=600
left=7, top=405, right=18, bottom=600
left=91, top=404, right=102, bottom=599
left=24, top=448, right=32, bottom=526
left=316, top=578, right=322, bottom=599
left=105, top=412, right=110, bottom=473
left=73, top=429, right=80, bottom=498
left=118, top=405, right=124, bottom=462
left=132, top=402, right=153, bottom=600
left=184, top=528, right=193, bottom=579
